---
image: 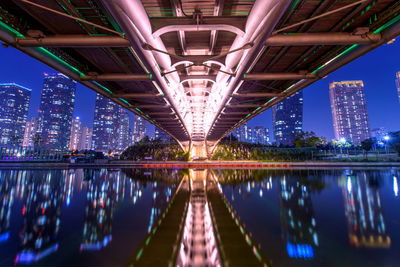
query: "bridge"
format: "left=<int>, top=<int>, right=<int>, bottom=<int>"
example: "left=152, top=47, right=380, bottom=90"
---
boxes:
left=1, top=0, right=399, bottom=157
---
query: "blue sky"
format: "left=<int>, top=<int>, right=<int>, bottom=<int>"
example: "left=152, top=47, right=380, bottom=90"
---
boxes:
left=1, top=40, right=399, bottom=141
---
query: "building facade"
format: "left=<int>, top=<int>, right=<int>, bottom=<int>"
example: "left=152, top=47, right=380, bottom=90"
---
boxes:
left=329, top=81, right=370, bottom=144
left=154, top=127, right=171, bottom=142
left=69, top=117, right=82, bottom=151
left=23, top=117, right=38, bottom=147
left=254, top=126, right=270, bottom=145
left=0, top=83, right=31, bottom=146
left=37, top=73, right=76, bottom=150
left=133, top=115, right=147, bottom=143
left=79, top=126, right=93, bottom=150
left=92, top=94, right=120, bottom=152
left=116, top=107, right=131, bottom=151
left=272, top=91, right=303, bottom=146
left=396, top=71, right=400, bottom=103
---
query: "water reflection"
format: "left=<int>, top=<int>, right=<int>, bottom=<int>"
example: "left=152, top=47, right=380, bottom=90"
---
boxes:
left=342, top=172, right=390, bottom=248
left=279, top=178, right=318, bottom=259
left=0, top=168, right=182, bottom=266
left=217, top=168, right=400, bottom=266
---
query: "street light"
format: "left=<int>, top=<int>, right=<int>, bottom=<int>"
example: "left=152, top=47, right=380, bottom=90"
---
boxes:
left=383, top=135, right=390, bottom=155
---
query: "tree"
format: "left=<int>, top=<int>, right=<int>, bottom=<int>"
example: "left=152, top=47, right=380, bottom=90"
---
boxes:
left=361, top=138, right=375, bottom=159
left=294, top=131, right=326, bottom=148
left=389, top=131, right=400, bottom=156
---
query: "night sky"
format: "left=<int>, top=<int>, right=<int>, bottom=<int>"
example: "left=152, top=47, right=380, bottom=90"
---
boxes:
left=1, top=40, right=399, bottom=141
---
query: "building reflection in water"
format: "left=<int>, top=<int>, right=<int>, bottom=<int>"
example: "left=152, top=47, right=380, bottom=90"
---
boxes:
left=0, top=168, right=181, bottom=264
left=0, top=170, right=14, bottom=244
left=15, top=170, right=64, bottom=264
left=278, top=177, right=318, bottom=260
left=342, top=171, right=391, bottom=248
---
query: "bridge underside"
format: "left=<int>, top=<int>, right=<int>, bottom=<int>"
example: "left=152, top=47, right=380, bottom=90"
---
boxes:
left=1, top=0, right=400, bottom=154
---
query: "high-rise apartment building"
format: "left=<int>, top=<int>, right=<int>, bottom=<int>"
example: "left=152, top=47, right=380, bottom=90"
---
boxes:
left=0, top=83, right=31, bottom=146
left=69, top=117, right=82, bottom=151
left=92, top=94, right=120, bottom=152
left=154, top=127, right=170, bottom=142
left=272, top=91, right=303, bottom=146
left=79, top=126, right=93, bottom=150
left=23, top=117, right=38, bottom=147
left=116, top=107, right=131, bottom=151
left=37, top=73, right=76, bottom=150
left=234, top=123, right=248, bottom=142
left=396, top=71, right=400, bottom=103
left=133, top=115, right=147, bottom=143
left=254, top=126, right=270, bottom=145
left=329, top=81, right=370, bottom=144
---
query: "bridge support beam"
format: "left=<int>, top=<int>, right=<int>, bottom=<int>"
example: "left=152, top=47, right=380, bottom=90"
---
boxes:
left=265, top=32, right=381, bottom=46
left=243, top=72, right=316, bottom=80
left=80, top=74, right=152, bottom=81
left=15, top=35, right=130, bottom=47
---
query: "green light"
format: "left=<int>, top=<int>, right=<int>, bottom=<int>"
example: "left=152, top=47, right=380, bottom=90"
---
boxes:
left=255, top=107, right=261, bottom=111
left=373, top=14, right=400, bottom=34
left=0, top=20, right=24, bottom=38
left=119, top=98, right=132, bottom=106
left=93, top=81, right=113, bottom=94
left=145, top=114, right=150, bottom=118
left=243, top=73, right=246, bottom=78
left=135, top=108, right=142, bottom=113
left=136, top=248, right=143, bottom=260
left=246, top=114, right=251, bottom=117
left=149, top=73, right=153, bottom=79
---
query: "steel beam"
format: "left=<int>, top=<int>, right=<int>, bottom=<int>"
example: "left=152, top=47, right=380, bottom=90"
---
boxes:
left=265, top=32, right=381, bottom=46
left=243, top=73, right=316, bottom=80
left=80, top=74, right=152, bottom=81
left=151, top=16, right=246, bottom=35
left=180, top=75, right=217, bottom=83
left=135, top=104, right=169, bottom=109
left=15, top=35, right=130, bottom=47
left=233, top=92, right=281, bottom=97
left=112, top=93, right=161, bottom=98
left=227, top=104, right=261, bottom=108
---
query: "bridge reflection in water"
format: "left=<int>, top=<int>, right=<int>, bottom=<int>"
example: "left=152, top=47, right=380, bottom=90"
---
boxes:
left=0, top=168, right=398, bottom=266
left=129, top=169, right=269, bottom=267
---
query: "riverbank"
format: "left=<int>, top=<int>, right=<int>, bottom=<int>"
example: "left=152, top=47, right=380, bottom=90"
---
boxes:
left=1, top=160, right=400, bottom=169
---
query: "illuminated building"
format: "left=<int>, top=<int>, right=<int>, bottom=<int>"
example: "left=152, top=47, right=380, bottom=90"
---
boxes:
left=37, top=73, right=76, bottom=150
left=254, top=126, right=270, bottom=145
left=272, top=91, right=303, bottom=146
left=396, top=71, right=400, bottom=103
left=133, top=115, right=147, bottom=143
left=69, top=117, right=82, bottom=151
left=23, top=117, right=38, bottom=147
left=15, top=170, right=64, bottom=264
left=154, top=127, right=170, bottom=142
left=0, top=83, right=31, bottom=146
left=279, top=178, right=318, bottom=259
left=329, top=81, right=370, bottom=144
left=79, top=126, right=93, bottom=150
left=342, top=172, right=390, bottom=248
left=80, top=170, right=116, bottom=251
left=92, top=94, right=120, bottom=151
left=116, top=107, right=131, bottom=151
left=234, top=123, right=248, bottom=142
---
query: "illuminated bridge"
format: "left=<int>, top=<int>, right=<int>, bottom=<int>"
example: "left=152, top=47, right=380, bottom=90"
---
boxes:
left=1, top=0, right=399, bottom=156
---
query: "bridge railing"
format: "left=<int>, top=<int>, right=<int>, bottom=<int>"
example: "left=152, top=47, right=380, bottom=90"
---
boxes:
left=0, top=146, right=65, bottom=161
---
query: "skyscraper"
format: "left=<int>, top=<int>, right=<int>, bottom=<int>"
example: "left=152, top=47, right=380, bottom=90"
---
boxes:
left=133, top=115, right=147, bottom=143
left=396, top=71, right=400, bottom=103
left=37, top=73, right=76, bottom=150
left=0, top=83, right=31, bottom=146
left=92, top=94, right=120, bottom=152
left=254, top=126, right=270, bottom=145
left=79, top=126, right=93, bottom=150
left=272, top=91, right=303, bottom=146
left=69, top=117, right=82, bottom=151
left=154, top=127, right=170, bottom=142
left=329, top=81, right=370, bottom=144
left=116, top=107, right=130, bottom=151
left=234, top=123, right=248, bottom=142
left=23, top=117, right=38, bottom=147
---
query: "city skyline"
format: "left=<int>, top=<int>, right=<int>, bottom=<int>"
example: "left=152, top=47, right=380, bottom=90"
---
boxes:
left=0, top=40, right=400, bottom=142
